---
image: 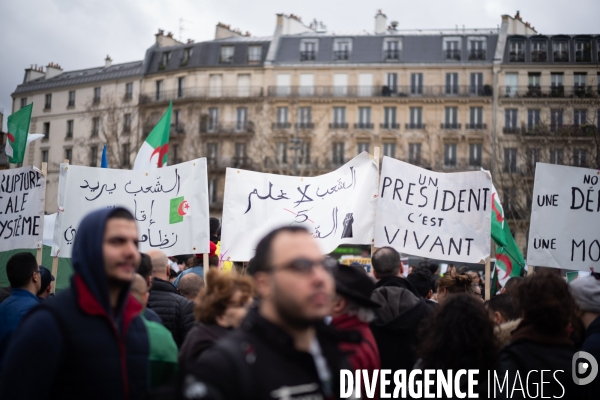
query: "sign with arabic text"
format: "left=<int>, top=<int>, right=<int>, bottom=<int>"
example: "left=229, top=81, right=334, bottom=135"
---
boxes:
left=374, top=157, right=492, bottom=263
left=0, top=166, right=46, bottom=251
left=52, top=159, right=209, bottom=258
left=220, top=152, right=379, bottom=261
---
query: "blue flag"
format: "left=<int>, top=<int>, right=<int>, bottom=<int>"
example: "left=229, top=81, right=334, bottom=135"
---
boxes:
left=101, top=145, right=108, bottom=168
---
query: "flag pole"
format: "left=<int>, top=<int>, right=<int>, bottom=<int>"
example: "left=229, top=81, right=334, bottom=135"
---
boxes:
left=484, top=256, right=491, bottom=301
left=36, top=162, right=48, bottom=267
left=370, top=147, right=380, bottom=260
left=50, top=159, right=69, bottom=294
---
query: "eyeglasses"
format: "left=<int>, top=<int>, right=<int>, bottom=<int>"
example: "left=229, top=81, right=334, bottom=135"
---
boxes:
left=271, top=257, right=338, bottom=275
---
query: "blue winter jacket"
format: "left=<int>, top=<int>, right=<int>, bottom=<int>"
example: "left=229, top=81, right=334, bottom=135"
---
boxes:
left=0, top=289, right=39, bottom=374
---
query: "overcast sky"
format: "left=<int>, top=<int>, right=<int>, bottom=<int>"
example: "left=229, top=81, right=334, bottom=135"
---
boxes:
left=1, top=0, right=599, bottom=130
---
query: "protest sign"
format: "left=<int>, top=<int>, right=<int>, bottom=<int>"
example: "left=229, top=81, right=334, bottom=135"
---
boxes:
left=374, top=157, right=492, bottom=263
left=52, top=159, right=209, bottom=258
left=220, top=152, right=378, bottom=261
left=527, top=163, right=600, bottom=271
left=0, top=166, right=46, bottom=251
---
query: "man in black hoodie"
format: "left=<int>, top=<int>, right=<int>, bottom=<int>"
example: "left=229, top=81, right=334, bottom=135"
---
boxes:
left=0, top=207, right=149, bottom=400
left=370, top=247, right=434, bottom=373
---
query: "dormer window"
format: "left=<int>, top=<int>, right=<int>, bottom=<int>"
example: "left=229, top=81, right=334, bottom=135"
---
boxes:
left=383, top=38, right=401, bottom=61
left=468, top=37, right=486, bottom=60
left=575, top=41, right=591, bottom=62
left=333, top=39, right=352, bottom=61
left=160, top=52, right=171, bottom=67
left=553, top=41, right=568, bottom=62
left=182, top=48, right=192, bottom=65
left=220, top=46, right=234, bottom=64
left=248, top=45, right=262, bottom=64
left=531, top=41, right=547, bottom=62
left=509, top=41, right=524, bottom=62
left=300, top=40, right=318, bottom=61
left=444, top=37, right=461, bottom=61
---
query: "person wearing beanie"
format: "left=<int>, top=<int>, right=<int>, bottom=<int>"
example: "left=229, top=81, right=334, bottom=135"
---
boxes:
left=569, top=275, right=600, bottom=400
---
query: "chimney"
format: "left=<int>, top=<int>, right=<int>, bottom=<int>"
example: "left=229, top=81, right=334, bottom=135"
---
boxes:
left=45, top=62, right=63, bottom=79
left=23, top=64, right=45, bottom=83
left=375, top=10, right=387, bottom=34
left=215, top=22, right=244, bottom=40
left=105, top=55, right=112, bottom=68
left=276, top=14, right=315, bottom=35
left=155, top=28, right=183, bottom=48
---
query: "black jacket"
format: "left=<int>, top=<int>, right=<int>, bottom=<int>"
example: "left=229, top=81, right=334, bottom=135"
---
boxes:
left=370, top=276, right=434, bottom=372
left=580, top=315, right=600, bottom=400
left=0, top=208, right=149, bottom=400
left=183, top=308, right=352, bottom=400
left=148, top=278, right=195, bottom=347
left=497, top=321, right=586, bottom=399
left=178, top=323, right=231, bottom=371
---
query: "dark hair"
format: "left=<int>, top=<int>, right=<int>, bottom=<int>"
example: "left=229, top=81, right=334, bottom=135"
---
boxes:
left=418, top=294, right=499, bottom=370
left=486, top=294, right=520, bottom=321
left=108, top=208, right=135, bottom=221
left=371, top=247, right=400, bottom=278
left=195, top=269, right=254, bottom=324
left=252, top=226, right=309, bottom=273
left=210, top=217, right=221, bottom=236
left=407, top=267, right=434, bottom=297
left=169, top=268, right=179, bottom=280
left=174, top=254, right=193, bottom=265
left=514, top=271, right=575, bottom=335
left=438, top=271, right=474, bottom=295
left=503, top=276, right=523, bottom=293
left=137, top=253, right=153, bottom=282
left=7, top=252, right=38, bottom=288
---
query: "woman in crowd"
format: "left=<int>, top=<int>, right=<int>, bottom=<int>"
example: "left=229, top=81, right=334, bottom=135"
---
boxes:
left=178, top=269, right=254, bottom=370
left=436, top=270, right=474, bottom=305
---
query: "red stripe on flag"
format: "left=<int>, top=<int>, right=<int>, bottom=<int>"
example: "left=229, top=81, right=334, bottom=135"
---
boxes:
left=7, top=133, right=15, bottom=143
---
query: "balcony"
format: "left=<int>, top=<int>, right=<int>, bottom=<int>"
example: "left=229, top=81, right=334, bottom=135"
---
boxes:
left=199, top=121, right=255, bottom=136
left=295, top=122, right=315, bottom=129
left=380, top=123, right=400, bottom=130
left=354, top=123, right=374, bottom=129
left=509, top=52, right=525, bottom=62
left=405, top=123, right=426, bottom=130
left=334, top=50, right=349, bottom=61
left=384, top=49, right=400, bottom=60
left=465, top=123, right=487, bottom=130
left=170, top=125, right=185, bottom=136
left=300, top=51, right=316, bottom=61
left=531, top=50, right=547, bottom=62
left=436, top=158, right=491, bottom=171
left=140, top=86, right=263, bottom=104
left=232, top=157, right=252, bottom=169
left=329, top=122, right=348, bottom=129
left=503, top=126, right=522, bottom=134
left=407, top=158, right=429, bottom=168
left=267, top=85, right=493, bottom=98
left=468, top=49, right=486, bottom=60
left=440, top=123, right=461, bottom=130
left=500, top=86, right=599, bottom=99
left=445, top=49, right=461, bottom=61
left=553, top=51, right=569, bottom=62
left=272, top=122, right=291, bottom=129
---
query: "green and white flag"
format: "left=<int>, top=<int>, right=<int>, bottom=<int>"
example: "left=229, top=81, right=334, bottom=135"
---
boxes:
left=5, top=103, right=33, bottom=164
left=133, top=101, right=172, bottom=170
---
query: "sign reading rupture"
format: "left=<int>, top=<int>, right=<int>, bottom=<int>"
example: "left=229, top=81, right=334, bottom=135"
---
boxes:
left=52, top=159, right=209, bottom=258
left=0, top=166, right=46, bottom=251
left=527, top=163, right=600, bottom=270
left=374, top=157, right=492, bottom=263
left=220, top=152, right=378, bottom=261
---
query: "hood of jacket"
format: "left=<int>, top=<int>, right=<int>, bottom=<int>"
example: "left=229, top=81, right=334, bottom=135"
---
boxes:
left=375, top=275, right=421, bottom=298
left=495, top=318, right=522, bottom=347
left=71, top=207, right=136, bottom=319
left=370, top=284, right=430, bottom=332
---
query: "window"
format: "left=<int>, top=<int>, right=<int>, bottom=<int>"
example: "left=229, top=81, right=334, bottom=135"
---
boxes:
left=172, top=144, right=180, bottom=164
left=383, top=107, right=397, bottom=128
left=234, top=143, right=247, bottom=167
left=276, top=142, right=288, bottom=164
left=504, top=109, right=518, bottom=133
left=444, top=107, right=458, bottom=129
left=237, top=74, right=251, bottom=97
left=509, top=41, right=524, bottom=62
left=299, top=142, right=311, bottom=165
left=357, top=107, right=371, bottom=128
left=209, top=74, right=223, bottom=97
left=276, top=107, right=289, bottom=127
left=248, top=46, right=262, bottom=63
left=468, top=107, right=484, bottom=129
left=410, top=73, right=423, bottom=95
left=550, top=109, right=563, bottom=132
left=208, top=108, right=219, bottom=131
left=526, top=148, right=541, bottom=174
left=333, top=39, right=351, bottom=61
left=207, top=143, right=218, bottom=166
left=64, top=148, right=72, bottom=163
left=298, top=74, right=314, bottom=96
left=469, top=143, right=482, bottom=166
left=44, top=93, right=52, bottom=109
left=531, top=41, right=547, bottom=62
left=155, top=80, right=163, bottom=101
left=444, top=144, right=457, bottom=167
left=41, top=150, right=49, bottom=163
left=333, top=73, right=348, bottom=96
left=445, top=73, right=458, bottom=95
left=409, top=143, right=422, bottom=165
left=468, top=39, right=486, bottom=60
left=161, top=51, right=171, bottom=67
left=574, top=109, right=587, bottom=126
left=182, top=47, right=192, bottom=65
left=208, top=179, right=217, bottom=204
left=43, top=122, right=50, bottom=139
left=553, top=41, right=568, bottom=62
left=173, top=110, right=183, bottom=132
left=550, top=149, right=563, bottom=165
left=470, top=73, right=483, bottom=95
left=68, top=91, right=76, bottom=106
left=177, top=77, right=185, bottom=98
left=527, top=109, right=541, bottom=131
left=504, top=148, right=517, bottom=173
left=121, top=144, right=131, bottom=168
left=358, top=73, right=373, bottom=97
left=384, top=40, right=400, bottom=60
left=300, top=40, right=317, bottom=61
left=236, top=107, right=248, bottom=130
left=66, top=120, right=73, bottom=138
left=357, top=142, right=370, bottom=154
left=573, top=149, right=587, bottom=167
left=298, top=107, right=312, bottom=128
left=332, top=107, right=346, bottom=128
left=528, top=72, right=541, bottom=87
left=408, top=107, right=423, bottom=129
left=332, top=143, right=344, bottom=165
left=574, top=73, right=587, bottom=88
left=20, top=97, right=27, bottom=109
left=505, top=73, right=518, bottom=97
left=385, top=73, right=398, bottom=94
left=93, top=87, right=101, bottom=103
left=383, top=143, right=396, bottom=158
left=444, top=39, right=460, bottom=60
left=575, top=41, right=591, bottom=62
left=92, top=117, right=99, bottom=136
left=550, top=73, right=564, bottom=96
left=124, top=113, right=132, bottom=133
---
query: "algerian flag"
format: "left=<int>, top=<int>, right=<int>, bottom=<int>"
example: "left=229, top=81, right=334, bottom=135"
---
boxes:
left=492, top=220, right=525, bottom=295
left=490, top=184, right=508, bottom=247
left=5, top=103, right=33, bottom=164
left=133, top=101, right=172, bottom=170
left=169, top=196, right=190, bottom=224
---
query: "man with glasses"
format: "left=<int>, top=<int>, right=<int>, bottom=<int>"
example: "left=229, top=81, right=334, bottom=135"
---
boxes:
left=183, top=226, right=352, bottom=399
left=0, top=253, right=42, bottom=377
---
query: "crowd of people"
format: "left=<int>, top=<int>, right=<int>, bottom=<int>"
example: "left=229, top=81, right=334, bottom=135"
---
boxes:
left=0, top=207, right=598, bottom=399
